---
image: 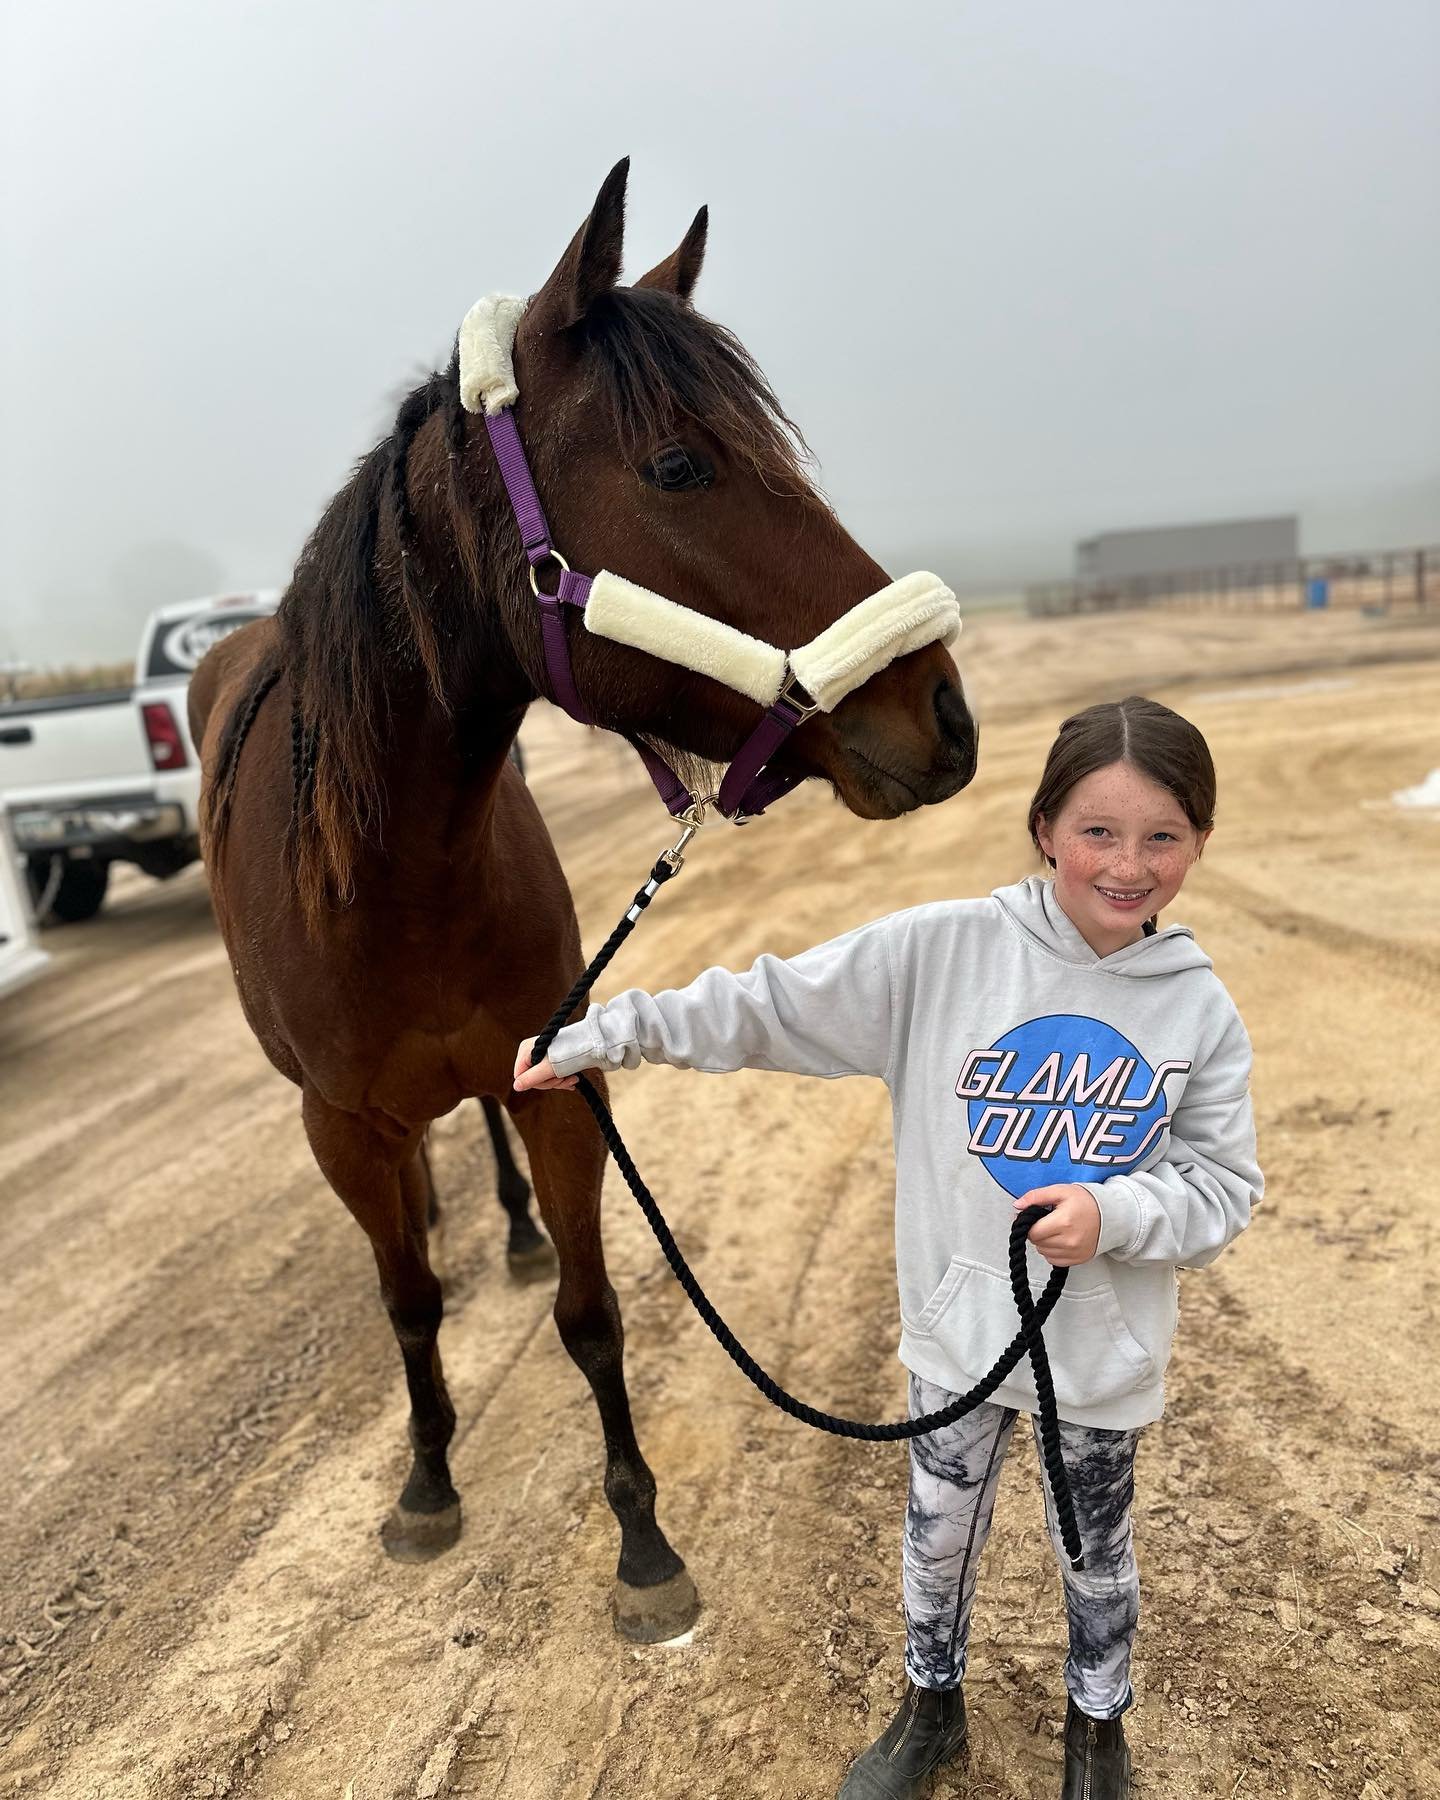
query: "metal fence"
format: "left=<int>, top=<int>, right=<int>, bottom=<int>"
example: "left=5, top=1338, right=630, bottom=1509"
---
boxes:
left=1025, top=543, right=1439, bottom=617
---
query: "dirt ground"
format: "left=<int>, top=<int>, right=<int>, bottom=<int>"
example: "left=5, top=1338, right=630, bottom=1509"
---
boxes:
left=3, top=602, right=1438, bottom=1800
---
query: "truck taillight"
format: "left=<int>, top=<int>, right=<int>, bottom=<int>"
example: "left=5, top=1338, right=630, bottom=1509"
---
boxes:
left=142, top=701, right=189, bottom=770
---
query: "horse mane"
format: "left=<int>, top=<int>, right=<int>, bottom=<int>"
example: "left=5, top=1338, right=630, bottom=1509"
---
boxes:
left=208, top=289, right=817, bottom=921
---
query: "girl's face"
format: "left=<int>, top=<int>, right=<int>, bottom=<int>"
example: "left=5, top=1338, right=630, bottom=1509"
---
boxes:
left=1035, top=759, right=1210, bottom=957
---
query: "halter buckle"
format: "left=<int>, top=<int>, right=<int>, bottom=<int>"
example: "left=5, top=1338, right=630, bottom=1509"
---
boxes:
left=776, top=667, right=820, bottom=722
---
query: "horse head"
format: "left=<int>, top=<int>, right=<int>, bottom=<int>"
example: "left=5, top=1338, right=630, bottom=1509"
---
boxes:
left=483, top=158, right=977, bottom=819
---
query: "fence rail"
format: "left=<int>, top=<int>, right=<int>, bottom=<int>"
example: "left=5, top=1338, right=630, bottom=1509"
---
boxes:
left=1026, top=544, right=1439, bottom=617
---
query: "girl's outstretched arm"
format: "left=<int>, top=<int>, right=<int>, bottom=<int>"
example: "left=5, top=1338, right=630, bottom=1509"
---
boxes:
left=515, top=914, right=899, bottom=1092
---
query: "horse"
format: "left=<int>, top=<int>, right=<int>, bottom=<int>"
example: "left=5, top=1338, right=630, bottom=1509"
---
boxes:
left=189, top=158, right=978, bottom=1643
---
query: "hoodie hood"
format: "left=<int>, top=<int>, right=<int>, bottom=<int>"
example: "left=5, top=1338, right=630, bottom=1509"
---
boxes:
left=992, top=875, right=1213, bottom=978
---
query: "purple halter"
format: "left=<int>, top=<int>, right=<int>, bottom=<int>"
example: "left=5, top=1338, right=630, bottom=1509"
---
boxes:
left=482, top=405, right=814, bottom=823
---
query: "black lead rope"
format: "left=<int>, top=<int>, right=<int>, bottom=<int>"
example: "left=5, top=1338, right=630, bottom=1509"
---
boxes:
left=532, top=855, right=1085, bottom=1570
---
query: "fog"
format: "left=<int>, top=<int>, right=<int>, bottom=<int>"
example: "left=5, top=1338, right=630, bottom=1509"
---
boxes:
left=4, top=0, right=1438, bottom=665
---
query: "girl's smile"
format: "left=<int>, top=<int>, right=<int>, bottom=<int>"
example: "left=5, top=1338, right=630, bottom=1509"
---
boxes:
left=1035, top=759, right=1211, bottom=957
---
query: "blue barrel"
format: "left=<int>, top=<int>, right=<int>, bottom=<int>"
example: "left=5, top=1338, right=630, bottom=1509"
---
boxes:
left=1306, top=578, right=1330, bottom=609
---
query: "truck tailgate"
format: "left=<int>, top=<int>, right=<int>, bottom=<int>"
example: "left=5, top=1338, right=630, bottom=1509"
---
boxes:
left=0, top=691, right=148, bottom=807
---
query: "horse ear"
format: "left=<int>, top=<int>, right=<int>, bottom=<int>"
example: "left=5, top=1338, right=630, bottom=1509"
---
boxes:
left=529, top=157, right=629, bottom=332
left=634, top=206, right=708, bottom=302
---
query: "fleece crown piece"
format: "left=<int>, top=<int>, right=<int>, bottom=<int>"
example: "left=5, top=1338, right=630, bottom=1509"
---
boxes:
left=459, top=294, right=526, bottom=415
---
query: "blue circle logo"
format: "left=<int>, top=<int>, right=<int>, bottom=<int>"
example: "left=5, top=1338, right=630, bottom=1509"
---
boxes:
left=956, top=1015, right=1184, bottom=1198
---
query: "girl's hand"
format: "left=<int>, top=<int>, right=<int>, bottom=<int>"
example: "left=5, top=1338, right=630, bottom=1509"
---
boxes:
left=513, top=1036, right=579, bottom=1093
left=1012, top=1184, right=1102, bottom=1266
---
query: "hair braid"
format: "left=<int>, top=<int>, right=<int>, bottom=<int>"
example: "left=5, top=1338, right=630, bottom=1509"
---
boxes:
left=203, top=661, right=282, bottom=849
left=387, top=380, right=449, bottom=706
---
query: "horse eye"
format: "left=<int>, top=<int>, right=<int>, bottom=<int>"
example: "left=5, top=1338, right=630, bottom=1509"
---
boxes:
left=641, top=445, right=715, bottom=492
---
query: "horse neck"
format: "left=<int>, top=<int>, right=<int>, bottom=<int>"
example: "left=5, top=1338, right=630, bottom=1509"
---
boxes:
left=350, top=661, right=519, bottom=891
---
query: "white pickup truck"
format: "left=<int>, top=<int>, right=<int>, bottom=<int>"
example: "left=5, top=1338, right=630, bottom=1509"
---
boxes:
left=0, top=593, right=279, bottom=922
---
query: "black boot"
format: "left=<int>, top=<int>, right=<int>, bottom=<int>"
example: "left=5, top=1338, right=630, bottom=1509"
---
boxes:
left=1060, top=1695, right=1132, bottom=1798
left=836, top=1679, right=968, bottom=1798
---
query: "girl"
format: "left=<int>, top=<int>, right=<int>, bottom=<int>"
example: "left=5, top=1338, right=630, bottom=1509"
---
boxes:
left=514, top=695, right=1263, bottom=1800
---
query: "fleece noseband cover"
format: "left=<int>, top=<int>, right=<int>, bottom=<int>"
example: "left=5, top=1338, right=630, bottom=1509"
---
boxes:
left=585, top=570, right=960, bottom=714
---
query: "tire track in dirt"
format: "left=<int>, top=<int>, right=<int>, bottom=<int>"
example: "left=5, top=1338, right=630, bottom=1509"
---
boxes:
left=1197, top=867, right=1440, bottom=989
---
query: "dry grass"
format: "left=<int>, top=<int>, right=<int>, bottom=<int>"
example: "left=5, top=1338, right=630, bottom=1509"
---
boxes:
left=2, top=662, right=132, bottom=702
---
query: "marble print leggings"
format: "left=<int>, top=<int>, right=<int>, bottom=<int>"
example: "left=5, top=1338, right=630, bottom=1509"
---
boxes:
left=902, top=1372, right=1143, bottom=1721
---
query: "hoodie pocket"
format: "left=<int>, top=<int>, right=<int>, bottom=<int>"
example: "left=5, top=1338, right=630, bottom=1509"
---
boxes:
left=905, top=1256, right=1156, bottom=1410
left=909, top=1257, right=971, bottom=1335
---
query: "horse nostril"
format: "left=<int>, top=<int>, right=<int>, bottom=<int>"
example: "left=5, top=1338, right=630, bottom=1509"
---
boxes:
left=934, top=680, right=976, bottom=757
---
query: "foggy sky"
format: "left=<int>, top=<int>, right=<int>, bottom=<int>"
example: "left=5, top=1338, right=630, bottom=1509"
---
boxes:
left=4, top=0, right=1438, bottom=667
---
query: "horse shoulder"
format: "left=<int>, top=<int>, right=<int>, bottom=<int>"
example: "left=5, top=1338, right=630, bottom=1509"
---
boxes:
left=189, top=614, right=281, bottom=759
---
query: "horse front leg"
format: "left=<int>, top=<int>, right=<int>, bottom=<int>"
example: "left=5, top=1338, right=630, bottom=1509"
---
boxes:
left=510, top=1085, right=700, bottom=1642
left=303, top=1087, right=462, bottom=1562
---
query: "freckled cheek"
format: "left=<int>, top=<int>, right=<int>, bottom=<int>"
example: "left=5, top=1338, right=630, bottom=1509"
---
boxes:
left=1150, top=850, right=1193, bottom=887
left=1057, top=843, right=1110, bottom=883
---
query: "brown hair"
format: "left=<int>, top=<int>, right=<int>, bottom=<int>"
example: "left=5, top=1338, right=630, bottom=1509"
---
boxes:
left=1026, top=697, right=1216, bottom=930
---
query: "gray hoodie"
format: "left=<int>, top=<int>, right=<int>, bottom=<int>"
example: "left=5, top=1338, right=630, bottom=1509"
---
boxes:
left=545, top=875, right=1263, bottom=1429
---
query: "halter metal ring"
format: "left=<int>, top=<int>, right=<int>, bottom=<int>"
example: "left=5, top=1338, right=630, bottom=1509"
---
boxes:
left=528, top=548, right=572, bottom=598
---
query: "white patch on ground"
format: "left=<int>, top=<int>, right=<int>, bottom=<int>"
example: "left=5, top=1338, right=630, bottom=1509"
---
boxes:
left=1360, top=767, right=1440, bottom=816
left=1191, top=675, right=1355, bottom=704
left=634, top=1627, right=698, bottom=1653
left=1392, top=769, right=1440, bottom=810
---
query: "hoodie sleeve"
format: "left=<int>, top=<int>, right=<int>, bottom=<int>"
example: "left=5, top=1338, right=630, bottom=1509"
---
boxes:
left=1080, top=999, right=1263, bottom=1270
left=542, top=915, right=898, bottom=1083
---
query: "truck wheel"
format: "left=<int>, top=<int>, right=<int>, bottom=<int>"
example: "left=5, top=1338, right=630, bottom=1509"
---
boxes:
left=26, top=855, right=111, bottom=924
left=134, top=840, right=196, bottom=881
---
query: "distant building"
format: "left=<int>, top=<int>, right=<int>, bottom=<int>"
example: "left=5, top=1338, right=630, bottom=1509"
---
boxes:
left=1075, top=515, right=1299, bottom=582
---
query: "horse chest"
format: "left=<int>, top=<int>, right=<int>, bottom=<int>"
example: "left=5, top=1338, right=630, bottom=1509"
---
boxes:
left=306, top=1003, right=517, bottom=1127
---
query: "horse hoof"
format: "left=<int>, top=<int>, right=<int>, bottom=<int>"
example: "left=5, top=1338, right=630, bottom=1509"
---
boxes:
left=611, top=1569, right=701, bottom=1643
left=506, top=1238, right=558, bottom=1284
left=380, top=1501, right=462, bottom=1563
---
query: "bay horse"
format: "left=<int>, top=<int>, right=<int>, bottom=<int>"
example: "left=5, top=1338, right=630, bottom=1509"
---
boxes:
left=190, top=159, right=978, bottom=1643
